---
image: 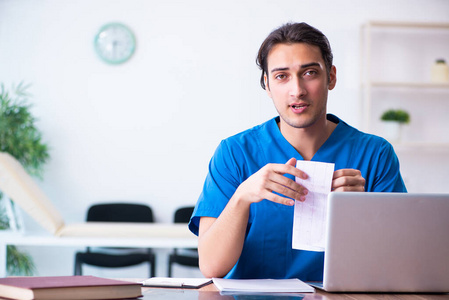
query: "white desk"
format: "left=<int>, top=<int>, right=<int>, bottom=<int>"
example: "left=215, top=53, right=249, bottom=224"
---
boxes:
left=0, top=230, right=198, bottom=277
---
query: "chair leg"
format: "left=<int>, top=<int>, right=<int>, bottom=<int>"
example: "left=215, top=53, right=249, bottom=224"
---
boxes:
left=74, top=254, right=82, bottom=275
left=168, top=256, right=173, bottom=278
left=151, top=255, right=156, bottom=278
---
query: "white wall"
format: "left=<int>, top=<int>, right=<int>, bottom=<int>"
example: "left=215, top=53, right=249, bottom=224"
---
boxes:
left=1, top=0, right=449, bottom=277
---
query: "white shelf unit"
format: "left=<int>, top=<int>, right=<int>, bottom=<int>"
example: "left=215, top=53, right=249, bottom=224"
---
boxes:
left=370, top=81, right=449, bottom=89
left=361, top=21, right=449, bottom=150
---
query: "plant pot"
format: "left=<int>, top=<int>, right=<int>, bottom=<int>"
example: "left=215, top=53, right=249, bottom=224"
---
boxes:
left=382, top=121, right=403, bottom=142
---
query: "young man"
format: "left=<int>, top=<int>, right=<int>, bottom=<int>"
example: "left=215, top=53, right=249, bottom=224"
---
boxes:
left=188, top=23, right=406, bottom=281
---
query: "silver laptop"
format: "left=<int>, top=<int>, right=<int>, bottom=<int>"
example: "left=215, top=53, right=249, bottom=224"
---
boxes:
left=315, top=192, right=449, bottom=293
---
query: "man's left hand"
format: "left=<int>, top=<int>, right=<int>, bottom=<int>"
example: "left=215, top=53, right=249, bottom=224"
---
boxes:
left=332, top=169, right=365, bottom=192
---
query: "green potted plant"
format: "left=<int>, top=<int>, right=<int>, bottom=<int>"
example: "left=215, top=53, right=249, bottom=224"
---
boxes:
left=380, top=109, right=410, bottom=124
left=0, top=82, right=50, bottom=275
left=380, top=109, right=410, bottom=142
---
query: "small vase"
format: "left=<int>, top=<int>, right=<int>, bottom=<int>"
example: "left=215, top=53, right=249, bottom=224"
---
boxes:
left=431, top=59, right=449, bottom=83
left=382, top=121, right=402, bottom=142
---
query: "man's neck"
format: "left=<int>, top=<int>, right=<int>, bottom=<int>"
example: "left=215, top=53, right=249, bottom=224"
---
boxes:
left=278, top=114, right=337, bottom=161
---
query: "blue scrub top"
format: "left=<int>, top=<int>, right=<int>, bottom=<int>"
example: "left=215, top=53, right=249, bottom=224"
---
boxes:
left=189, top=114, right=407, bottom=280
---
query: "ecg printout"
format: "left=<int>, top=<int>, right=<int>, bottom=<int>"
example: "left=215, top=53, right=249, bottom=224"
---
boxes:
left=292, top=160, right=334, bottom=251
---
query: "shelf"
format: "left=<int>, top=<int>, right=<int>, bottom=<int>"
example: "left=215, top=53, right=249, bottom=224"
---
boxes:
left=390, top=142, right=449, bottom=152
left=361, top=21, right=449, bottom=139
left=366, top=21, right=449, bottom=29
left=368, top=81, right=449, bottom=89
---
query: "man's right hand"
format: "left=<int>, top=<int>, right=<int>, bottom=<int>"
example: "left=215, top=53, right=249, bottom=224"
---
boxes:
left=232, top=157, right=309, bottom=207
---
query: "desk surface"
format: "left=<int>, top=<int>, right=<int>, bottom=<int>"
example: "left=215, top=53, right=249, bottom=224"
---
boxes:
left=0, top=232, right=198, bottom=277
left=0, top=231, right=198, bottom=248
left=142, top=284, right=449, bottom=300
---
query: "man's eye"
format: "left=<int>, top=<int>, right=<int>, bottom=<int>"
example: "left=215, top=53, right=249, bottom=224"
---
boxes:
left=275, top=74, right=287, bottom=80
left=304, top=70, right=317, bottom=77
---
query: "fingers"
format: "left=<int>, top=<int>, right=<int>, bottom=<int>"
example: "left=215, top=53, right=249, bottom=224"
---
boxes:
left=262, top=190, right=296, bottom=206
left=332, top=168, right=360, bottom=179
left=332, top=169, right=365, bottom=192
left=265, top=175, right=308, bottom=203
left=285, top=157, right=297, bottom=167
left=282, top=158, right=309, bottom=180
left=234, top=158, right=309, bottom=207
left=259, top=163, right=308, bottom=202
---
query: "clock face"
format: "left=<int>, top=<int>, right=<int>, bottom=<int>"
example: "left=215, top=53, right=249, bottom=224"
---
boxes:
left=94, top=23, right=136, bottom=64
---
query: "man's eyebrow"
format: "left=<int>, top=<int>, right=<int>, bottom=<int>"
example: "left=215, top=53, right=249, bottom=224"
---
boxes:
left=270, top=62, right=322, bottom=73
left=270, top=67, right=289, bottom=73
left=300, top=62, right=321, bottom=69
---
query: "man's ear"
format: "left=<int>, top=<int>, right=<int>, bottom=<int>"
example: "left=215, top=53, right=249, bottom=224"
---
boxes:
left=264, top=74, right=272, bottom=97
left=328, top=65, right=337, bottom=90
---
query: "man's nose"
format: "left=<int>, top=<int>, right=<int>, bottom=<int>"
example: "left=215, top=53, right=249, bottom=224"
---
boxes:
left=289, top=77, right=306, bottom=98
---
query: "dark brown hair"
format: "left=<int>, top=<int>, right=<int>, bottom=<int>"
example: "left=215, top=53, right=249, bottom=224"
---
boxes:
left=256, top=22, right=333, bottom=89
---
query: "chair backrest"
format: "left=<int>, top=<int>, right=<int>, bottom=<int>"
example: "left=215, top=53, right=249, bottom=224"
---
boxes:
left=173, top=206, right=194, bottom=223
left=87, top=203, right=153, bottom=223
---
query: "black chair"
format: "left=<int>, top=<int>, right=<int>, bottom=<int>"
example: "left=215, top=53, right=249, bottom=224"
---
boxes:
left=74, top=203, right=156, bottom=277
left=167, top=206, right=199, bottom=277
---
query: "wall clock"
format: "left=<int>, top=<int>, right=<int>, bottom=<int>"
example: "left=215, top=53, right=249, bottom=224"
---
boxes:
left=94, top=22, right=136, bottom=64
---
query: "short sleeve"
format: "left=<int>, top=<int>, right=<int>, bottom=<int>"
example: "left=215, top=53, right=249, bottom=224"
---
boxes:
left=188, top=140, right=242, bottom=235
left=371, top=140, right=407, bottom=192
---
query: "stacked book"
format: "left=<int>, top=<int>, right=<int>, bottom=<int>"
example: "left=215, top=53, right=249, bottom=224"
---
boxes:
left=0, top=276, right=142, bottom=300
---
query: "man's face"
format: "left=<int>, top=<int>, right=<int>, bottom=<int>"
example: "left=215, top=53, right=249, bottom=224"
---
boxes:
left=264, top=42, right=336, bottom=131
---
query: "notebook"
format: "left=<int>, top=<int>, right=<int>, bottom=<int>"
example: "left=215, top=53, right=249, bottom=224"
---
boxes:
left=212, top=278, right=314, bottom=293
left=140, top=277, right=212, bottom=289
left=312, top=192, right=449, bottom=293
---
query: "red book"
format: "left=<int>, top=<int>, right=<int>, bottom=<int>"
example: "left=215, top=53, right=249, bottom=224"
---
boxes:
left=0, top=276, right=142, bottom=300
